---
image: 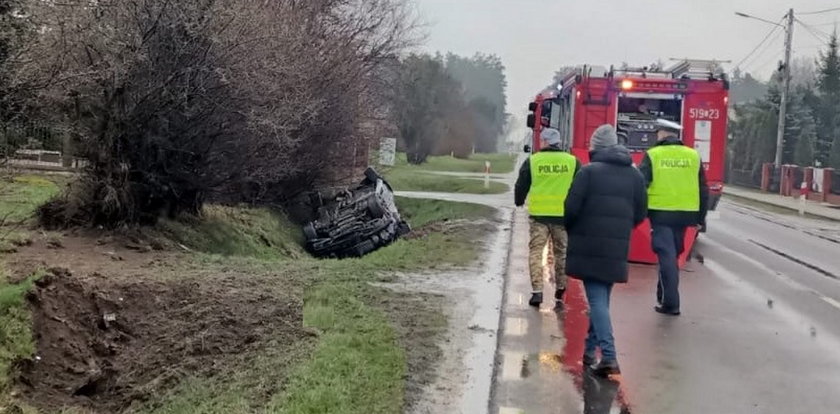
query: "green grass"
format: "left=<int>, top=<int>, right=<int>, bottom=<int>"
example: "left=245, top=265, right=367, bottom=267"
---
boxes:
left=130, top=197, right=495, bottom=414
left=396, top=196, right=495, bottom=228
left=269, top=282, right=404, bottom=414
left=0, top=271, right=43, bottom=396
left=385, top=169, right=508, bottom=194
left=271, top=199, right=494, bottom=414
left=0, top=172, right=497, bottom=414
left=394, top=152, right=516, bottom=174
left=0, top=175, right=62, bottom=223
left=158, top=205, right=305, bottom=260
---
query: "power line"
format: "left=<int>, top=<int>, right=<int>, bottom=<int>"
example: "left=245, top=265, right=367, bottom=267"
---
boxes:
left=806, top=21, right=840, bottom=27
left=741, top=28, right=785, bottom=72
left=799, top=7, right=840, bottom=16
left=749, top=50, right=784, bottom=74
left=796, top=19, right=832, bottom=44
left=735, top=20, right=785, bottom=70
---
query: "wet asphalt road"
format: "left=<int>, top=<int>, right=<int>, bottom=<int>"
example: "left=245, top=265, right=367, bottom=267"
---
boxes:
left=492, top=199, right=840, bottom=414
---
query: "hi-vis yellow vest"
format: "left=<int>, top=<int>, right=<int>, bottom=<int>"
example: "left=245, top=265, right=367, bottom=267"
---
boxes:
left=528, top=151, right=577, bottom=217
left=647, top=145, right=701, bottom=212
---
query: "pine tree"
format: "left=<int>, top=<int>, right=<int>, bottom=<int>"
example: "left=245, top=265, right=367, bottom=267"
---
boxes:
left=793, top=112, right=817, bottom=167
left=830, top=134, right=840, bottom=169
left=787, top=89, right=818, bottom=166
left=816, top=31, right=840, bottom=164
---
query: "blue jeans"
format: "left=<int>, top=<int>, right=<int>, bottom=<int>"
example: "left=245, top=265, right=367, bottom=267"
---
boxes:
left=652, top=224, right=686, bottom=310
left=584, top=280, right=616, bottom=361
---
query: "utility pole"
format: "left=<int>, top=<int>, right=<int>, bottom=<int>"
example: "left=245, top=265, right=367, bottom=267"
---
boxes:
left=774, top=8, right=795, bottom=169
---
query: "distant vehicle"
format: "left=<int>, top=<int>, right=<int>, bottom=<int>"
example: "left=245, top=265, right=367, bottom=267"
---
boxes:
left=526, top=60, right=729, bottom=264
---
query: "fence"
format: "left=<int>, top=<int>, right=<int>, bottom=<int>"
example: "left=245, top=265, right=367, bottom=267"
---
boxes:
left=727, top=168, right=762, bottom=189
left=833, top=171, right=840, bottom=196
left=0, top=121, right=63, bottom=155
left=792, top=167, right=804, bottom=191
left=0, top=121, right=81, bottom=172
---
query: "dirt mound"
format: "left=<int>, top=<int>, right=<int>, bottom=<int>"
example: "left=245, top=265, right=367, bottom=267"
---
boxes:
left=17, top=268, right=307, bottom=413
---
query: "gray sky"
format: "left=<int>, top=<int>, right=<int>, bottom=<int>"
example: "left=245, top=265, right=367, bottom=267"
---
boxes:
left=414, top=0, right=840, bottom=116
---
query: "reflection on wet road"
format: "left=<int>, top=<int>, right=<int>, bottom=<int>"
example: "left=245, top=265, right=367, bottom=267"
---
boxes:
left=492, top=200, right=840, bottom=414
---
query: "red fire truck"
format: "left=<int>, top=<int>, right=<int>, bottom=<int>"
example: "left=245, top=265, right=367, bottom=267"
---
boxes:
left=526, top=60, right=729, bottom=264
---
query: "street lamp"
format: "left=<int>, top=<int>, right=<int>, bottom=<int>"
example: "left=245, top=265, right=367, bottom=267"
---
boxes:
left=734, top=12, right=785, bottom=27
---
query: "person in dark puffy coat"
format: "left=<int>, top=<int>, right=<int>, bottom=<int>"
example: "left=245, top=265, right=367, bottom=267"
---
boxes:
left=564, top=124, right=647, bottom=378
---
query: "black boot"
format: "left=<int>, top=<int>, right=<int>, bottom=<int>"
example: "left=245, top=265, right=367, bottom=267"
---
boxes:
left=529, top=292, right=543, bottom=307
left=554, top=288, right=566, bottom=310
left=582, top=353, right=597, bottom=369
left=593, top=359, right=621, bottom=378
left=654, top=305, right=681, bottom=316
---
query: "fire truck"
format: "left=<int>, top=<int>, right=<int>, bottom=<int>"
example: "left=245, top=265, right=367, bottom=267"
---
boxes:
left=526, top=60, right=729, bottom=264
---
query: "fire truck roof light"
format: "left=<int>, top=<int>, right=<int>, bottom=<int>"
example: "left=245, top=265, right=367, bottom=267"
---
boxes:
left=621, top=79, right=634, bottom=90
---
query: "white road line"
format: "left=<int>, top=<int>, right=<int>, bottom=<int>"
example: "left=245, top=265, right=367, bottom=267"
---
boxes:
left=702, top=236, right=808, bottom=292
left=500, top=351, right=526, bottom=381
left=704, top=259, right=840, bottom=351
left=821, top=296, right=840, bottom=311
left=704, top=236, right=840, bottom=311
left=504, top=317, right=528, bottom=337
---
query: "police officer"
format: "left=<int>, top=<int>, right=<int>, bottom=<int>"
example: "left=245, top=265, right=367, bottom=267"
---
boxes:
left=639, top=119, right=708, bottom=316
left=515, top=128, right=581, bottom=308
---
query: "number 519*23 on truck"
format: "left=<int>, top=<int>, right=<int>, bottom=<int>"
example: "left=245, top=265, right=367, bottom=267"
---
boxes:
left=526, top=60, right=729, bottom=265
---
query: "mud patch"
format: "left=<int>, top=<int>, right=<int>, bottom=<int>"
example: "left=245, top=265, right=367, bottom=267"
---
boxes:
left=16, top=268, right=308, bottom=413
left=405, top=219, right=496, bottom=241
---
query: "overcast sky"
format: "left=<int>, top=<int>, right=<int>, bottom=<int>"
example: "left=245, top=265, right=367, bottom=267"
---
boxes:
left=414, top=0, right=840, bottom=116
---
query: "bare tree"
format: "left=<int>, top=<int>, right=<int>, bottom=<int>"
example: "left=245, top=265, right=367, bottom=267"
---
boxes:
left=18, top=0, right=417, bottom=226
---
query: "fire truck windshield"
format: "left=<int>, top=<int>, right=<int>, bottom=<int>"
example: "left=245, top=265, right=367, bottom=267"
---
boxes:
left=617, top=96, right=682, bottom=150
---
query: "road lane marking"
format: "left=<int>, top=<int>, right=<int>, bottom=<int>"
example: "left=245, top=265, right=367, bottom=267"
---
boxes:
left=704, top=237, right=840, bottom=310
left=748, top=239, right=839, bottom=280
left=500, top=351, right=526, bottom=381
left=822, top=296, right=840, bottom=311
left=498, top=407, right=524, bottom=414
left=705, top=258, right=840, bottom=349
left=504, top=317, right=528, bottom=336
left=701, top=236, right=807, bottom=291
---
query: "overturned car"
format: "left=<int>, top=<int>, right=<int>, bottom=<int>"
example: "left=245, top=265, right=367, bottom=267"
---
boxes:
left=303, top=168, right=411, bottom=258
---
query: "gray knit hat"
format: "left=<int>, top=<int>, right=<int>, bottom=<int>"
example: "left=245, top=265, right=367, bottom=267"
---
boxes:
left=590, top=124, right=618, bottom=151
left=540, top=127, right=563, bottom=147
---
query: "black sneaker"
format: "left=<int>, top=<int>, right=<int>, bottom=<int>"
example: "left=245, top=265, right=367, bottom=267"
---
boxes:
left=654, top=305, right=681, bottom=316
left=582, top=353, right=597, bottom=368
left=593, top=359, right=621, bottom=378
left=529, top=292, right=543, bottom=307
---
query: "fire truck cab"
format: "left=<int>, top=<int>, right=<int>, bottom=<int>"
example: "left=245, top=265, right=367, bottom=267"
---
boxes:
left=526, top=60, right=729, bottom=264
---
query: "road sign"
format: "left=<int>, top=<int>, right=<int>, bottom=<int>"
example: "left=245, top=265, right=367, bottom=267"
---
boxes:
left=379, top=137, right=397, bottom=166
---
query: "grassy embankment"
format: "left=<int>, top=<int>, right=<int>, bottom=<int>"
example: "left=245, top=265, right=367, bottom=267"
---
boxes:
left=0, top=172, right=495, bottom=414
left=383, top=153, right=516, bottom=195
left=0, top=175, right=62, bottom=405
